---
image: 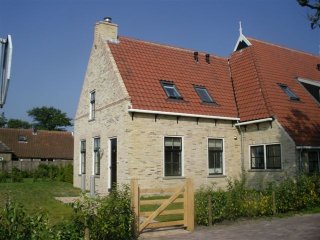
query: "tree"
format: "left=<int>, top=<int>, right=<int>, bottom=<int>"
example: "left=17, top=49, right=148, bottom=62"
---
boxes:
left=297, top=0, right=320, bottom=29
left=0, top=112, right=7, bottom=128
left=27, top=106, right=72, bottom=131
left=7, top=119, right=31, bottom=129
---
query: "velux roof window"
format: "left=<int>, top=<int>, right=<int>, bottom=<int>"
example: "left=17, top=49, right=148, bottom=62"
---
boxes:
left=161, top=81, right=182, bottom=99
left=194, top=86, right=215, bottom=103
left=278, top=84, right=300, bottom=101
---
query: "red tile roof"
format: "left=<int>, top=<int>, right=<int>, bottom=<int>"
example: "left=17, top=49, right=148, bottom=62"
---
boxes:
left=108, top=36, right=320, bottom=146
left=109, top=37, right=238, bottom=119
left=0, top=128, right=73, bottom=159
left=231, top=38, right=320, bottom=146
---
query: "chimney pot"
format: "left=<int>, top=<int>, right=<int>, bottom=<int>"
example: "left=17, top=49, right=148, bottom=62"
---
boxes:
left=104, top=17, right=112, bottom=23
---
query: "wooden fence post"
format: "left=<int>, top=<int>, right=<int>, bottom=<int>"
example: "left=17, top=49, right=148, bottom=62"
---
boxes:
left=184, top=178, right=194, bottom=231
left=208, top=194, right=212, bottom=226
left=131, top=179, right=139, bottom=236
left=272, top=191, right=276, bottom=215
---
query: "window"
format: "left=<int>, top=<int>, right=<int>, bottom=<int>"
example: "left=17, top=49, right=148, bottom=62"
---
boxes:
left=93, top=137, right=100, bottom=175
left=278, top=84, right=299, bottom=101
left=161, top=81, right=182, bottom=99
left=195, top=86, right=215, bottom=103
left=164, top=137, right=182, bottom=176
left=90, top=90, right=96, bottom=120
left=80, top=140, right=86, bottom=174
left=208, top=139, right=223, bottom=175
left=250, top=144, right=281, bottom=170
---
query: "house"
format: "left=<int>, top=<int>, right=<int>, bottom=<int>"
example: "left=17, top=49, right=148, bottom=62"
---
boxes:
left=74, top=18, right=320, bottom=195
left=0, top=128, right=73, bottom=171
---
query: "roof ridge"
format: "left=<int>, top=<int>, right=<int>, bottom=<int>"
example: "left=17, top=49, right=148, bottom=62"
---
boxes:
left=116, top=36, right=227, bottom=60
left=247, top=37, right=319, bottom=58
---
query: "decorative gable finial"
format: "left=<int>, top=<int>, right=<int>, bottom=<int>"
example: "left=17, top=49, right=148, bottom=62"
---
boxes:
left=233, top=21, right=252, bottom=52
left=239, top=21, right=243, bottom=36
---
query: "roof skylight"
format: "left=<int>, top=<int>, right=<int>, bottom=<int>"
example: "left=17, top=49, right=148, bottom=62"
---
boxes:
left=194, top=86, right=215, bottom=103
left=161, top=81, right=182, bottom=99
left=279, top=84, right=299, bottom=101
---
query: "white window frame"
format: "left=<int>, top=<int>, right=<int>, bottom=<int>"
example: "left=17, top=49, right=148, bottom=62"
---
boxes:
left=79, top=139, right=86, bottom=175
left=92, top=137, right=100, bottom=176
left=89, top=90, right=96, bottom=120
left=207, top=138, right=225, bottom=175
left=249, top=143, right=282, bottom=170
left=163, top=136, right=184, bottom=177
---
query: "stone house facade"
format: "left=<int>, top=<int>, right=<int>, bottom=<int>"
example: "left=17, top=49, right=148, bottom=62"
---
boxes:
left=74, top=18, right=320, bottom=195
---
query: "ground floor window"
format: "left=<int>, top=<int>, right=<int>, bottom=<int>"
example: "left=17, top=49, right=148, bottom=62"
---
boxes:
left=308, top=151, right=320, bottom=173
left=208, top=139, right=223, bottom=175
left=251, top=144, right=281, bottom=170
left=164, top=137, right=182, bottom=177
left=80, top=140, right=86, bottom=174
left=93, top=137, right=100, bottom=175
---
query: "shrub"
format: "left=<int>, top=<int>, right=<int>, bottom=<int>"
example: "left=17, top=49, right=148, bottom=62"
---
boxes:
left=11, top=167, right=23, bottom=182
left=0, top=201, right=53, bottom=240
left=0, top=171, right=9, bottom=183
left=195, top=174, right=320, bottom=226
left=74, top=185, right=136, bottom=240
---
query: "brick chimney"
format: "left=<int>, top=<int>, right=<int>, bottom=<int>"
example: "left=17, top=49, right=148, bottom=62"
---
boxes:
left=95, top=17, right=118, bottom=43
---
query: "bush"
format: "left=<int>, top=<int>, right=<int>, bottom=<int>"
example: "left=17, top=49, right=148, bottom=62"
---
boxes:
left=195, top=174, right=320, bottom=226
left=33, top=164, right=72, bottom=183
left=11, top=167, right=23, bottom=182
left=73, top=185, right=136, bottom=240
left=0, top=201, right=53, bottom=240
left=0, top=171, right=9, bottom=183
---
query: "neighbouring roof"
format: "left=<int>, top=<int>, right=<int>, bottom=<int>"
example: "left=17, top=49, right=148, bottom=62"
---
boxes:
left=230, top=37, right=320, bottom=146
left=0, top=141, right=11, bottom=153
left=0, top=128, right=74, bottom=159
left=108, top=37, right=239, bottom=119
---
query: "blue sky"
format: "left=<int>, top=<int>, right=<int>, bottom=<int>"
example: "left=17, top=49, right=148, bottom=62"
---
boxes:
left=0, top=0, right=319, bottom=129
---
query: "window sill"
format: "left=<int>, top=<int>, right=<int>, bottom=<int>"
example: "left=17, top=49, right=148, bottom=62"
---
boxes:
left=93, top=175, right=100, bottom=178
left=207, top=175, right=226, bottom=178
left=163, top=176, right=185, bottom=180
left=78, top=174, right=86, bottom=176
left=88, top=118, right=95, bottom=122
left=248, top=169, right=282, bottom=172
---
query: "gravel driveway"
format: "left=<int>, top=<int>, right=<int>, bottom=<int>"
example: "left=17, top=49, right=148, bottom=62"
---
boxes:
left=141, top=213, right=320, bottom=240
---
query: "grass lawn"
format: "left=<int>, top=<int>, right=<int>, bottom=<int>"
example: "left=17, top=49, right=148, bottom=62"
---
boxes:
left=0, top=179, right=81, bottom=224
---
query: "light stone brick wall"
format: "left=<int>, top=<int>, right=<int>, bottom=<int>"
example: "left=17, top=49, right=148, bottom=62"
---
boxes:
left=122, top=114, right=242, bottom=190
left=74, top=29, right=131, bottom=195
left=240, top=120, right=298, bottom=188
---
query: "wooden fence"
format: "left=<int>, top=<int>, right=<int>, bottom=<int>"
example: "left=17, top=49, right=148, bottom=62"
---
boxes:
left=131, top=178, right=194, bottom=234
left=0, top=160, right=72, bottom=172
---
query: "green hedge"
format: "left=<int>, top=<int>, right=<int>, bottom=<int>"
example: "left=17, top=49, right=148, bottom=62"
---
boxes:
left=195, top=174, right=320, bottom=225
left=0, top=185, right=136, bottom=240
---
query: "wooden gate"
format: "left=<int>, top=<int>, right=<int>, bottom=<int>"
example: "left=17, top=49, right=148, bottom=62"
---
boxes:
left=131, top=179, right=194, bottom=234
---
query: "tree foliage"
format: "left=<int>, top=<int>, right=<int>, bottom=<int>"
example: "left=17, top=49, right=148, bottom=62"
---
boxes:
left=27, top=106, right=72, bottom=131
left=7, top=119, right=31, bottom=129
left=297, top=0, right=320, bottom=29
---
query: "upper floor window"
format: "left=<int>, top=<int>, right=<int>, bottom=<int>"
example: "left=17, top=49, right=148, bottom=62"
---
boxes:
left=208, top=139, right=224, bottom=175
left=160, top=81, right=182, bottom=99
left=278, top=84, right=299, bottom=101
left=251, top=144, right=281, bottom=170
left=164, top=137, right=182, bottom=177
left=80, top=140, right=86, bottom=174
left=194, top=86, right=215, bottom=103
left=89, top=90, right=96, bottom=120
left=93, top=137, right=100, bottom=175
